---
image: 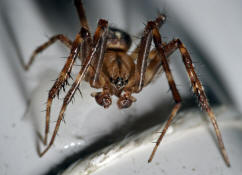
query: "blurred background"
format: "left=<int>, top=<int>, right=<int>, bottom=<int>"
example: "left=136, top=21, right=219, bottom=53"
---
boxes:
left=0, top=0, right=241, bottom=174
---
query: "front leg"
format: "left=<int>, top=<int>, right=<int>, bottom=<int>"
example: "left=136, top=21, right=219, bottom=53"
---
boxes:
left=133, top=14, right=167, bottom=92
left=136, top=22, right=183, bottom=162
left=151, top=26, right=230, bottom=166
left=134, top=23, right=153, bottom=92
left=40, top=19, right=109, bottom=157
left=43, top=28, right=89, bottom=146
left=143, top=42, right=180, bottom=86
left=130, top=14, right=166, bottom=61
left=167, top=39, right=231, bottom=166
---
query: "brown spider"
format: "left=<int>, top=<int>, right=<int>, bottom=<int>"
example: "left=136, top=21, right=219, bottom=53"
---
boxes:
left=25, top=0, right=230, bottom=166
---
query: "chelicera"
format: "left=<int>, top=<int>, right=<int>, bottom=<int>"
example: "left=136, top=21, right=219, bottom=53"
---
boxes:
left=25, top=0, right=230, bottom=166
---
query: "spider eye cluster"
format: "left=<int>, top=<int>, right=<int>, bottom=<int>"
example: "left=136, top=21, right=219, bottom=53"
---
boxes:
left=107, top=27, right=132, bottom=51
left=110, top=77, right=128, bottom=89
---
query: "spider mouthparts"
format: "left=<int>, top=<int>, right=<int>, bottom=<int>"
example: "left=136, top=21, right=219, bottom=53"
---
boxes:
left=92, top=92, right=112, bottom=108
left=117, top=94, right=136, bottom=109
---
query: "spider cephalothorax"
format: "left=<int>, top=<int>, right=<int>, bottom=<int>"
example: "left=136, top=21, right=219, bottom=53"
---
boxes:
left=25, top=0, right=230, bottom=167
left=106, top=27, right=132, bottom=51
left=89, top=27, right=136, bottom=108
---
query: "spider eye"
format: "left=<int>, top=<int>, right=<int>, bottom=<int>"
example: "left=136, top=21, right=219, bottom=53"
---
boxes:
left=110, top=77, right=128, bottom=89
left=114, top=77, right=124, bottom=88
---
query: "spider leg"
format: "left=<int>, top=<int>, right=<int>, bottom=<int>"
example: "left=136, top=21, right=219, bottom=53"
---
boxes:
left=131, top=40, right=171, bottom=86
left=130, top=14, right=166, bottom=61
left=25, top=35, right=72, bottom=70
left=138, top=22, right=181, bottom=162
left=134, top=23, right=153, bottom=92
left=149, top=23, right=230, bottom=166
left=160, top=38, right=231, bottom=166
left=133, top=13, right=167, bottom=92
left=40, top=19, right=108, bottom=157
left=74, top=0, right=92, bottom=62
left=43, top=28, right=90, bottom=145
left=134, top=21, right=182, bottom=162
left=90, top=27, right=108, bottom=88
left=86, top=23, right=111, bottom=107
left=74, top=0, right=90, bottom=31
left=143, top=43, right=178, bottom=86
left=130, top=47, right=158, bottom=62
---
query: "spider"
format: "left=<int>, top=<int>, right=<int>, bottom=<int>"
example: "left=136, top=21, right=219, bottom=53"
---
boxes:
left=25, top=0, right=230, bottom=166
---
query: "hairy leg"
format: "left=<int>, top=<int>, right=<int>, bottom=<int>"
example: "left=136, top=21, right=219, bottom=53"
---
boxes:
left=74, top=0, right=92, bottom=62
left=25, top=35, right=72, bottom=70
left=135, top=21, right=182, bottom=162
left=40, top=19, right=109, bottom=157
left=149, top=23, right=230, bottom=166
left=130, top=14, right=166, bottom=61
left=43, top=28, right=89, bottom=146
left=161, top=38, right=231, bottom=166
left=143, top=42, right=178, bottom=86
